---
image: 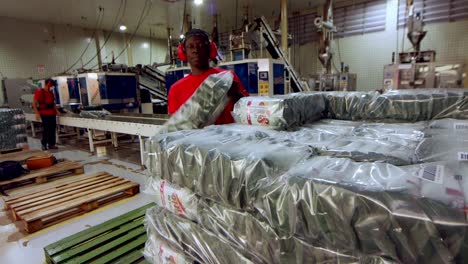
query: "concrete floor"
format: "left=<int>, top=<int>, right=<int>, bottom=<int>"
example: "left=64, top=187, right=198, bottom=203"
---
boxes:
left=0, top=134, right=154, bottom=264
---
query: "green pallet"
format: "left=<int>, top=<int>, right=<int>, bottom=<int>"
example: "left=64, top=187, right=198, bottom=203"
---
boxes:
left=44, top=203, right=155, bottom=264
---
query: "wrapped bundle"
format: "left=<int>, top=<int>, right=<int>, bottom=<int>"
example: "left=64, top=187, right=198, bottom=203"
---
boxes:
left=425, top=118, right=468, bottom=135
left=145, top=127, right=313, bottom=209
left=278, top=121, right=424, bottom=165
left=79, top=109, right=111, bottom=119
left=145, top=206, right=257, bottom=264
left=0, top=109, right=27, bottom=150
left=322, top=91, right=378, bottom=120
left=254, top=156, right=468, bottom=263
left=322, top=89, right=468, bottom=121
left=143, top=178, right=199, bottom=220
left=143, top=236, right=194, bottom=264
left=158, top=71, right=233, bottom=134
left=232, top=92, right=325, bottom=130
left=353, top=121, right=426, bottom=142
left=415, top=136, right=468, bottom=163
left=279, top=120, right=359, bottom=148
left=367, top=89, right=468, bottom=121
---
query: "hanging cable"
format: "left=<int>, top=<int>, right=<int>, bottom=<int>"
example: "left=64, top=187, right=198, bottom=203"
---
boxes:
left=95, top=0, right=152, bottom=67
left=180, top=0, right=187, bottom=35
left=62, top=7, right=104, bottom=73
left=82, top=0, right=126, bottom=68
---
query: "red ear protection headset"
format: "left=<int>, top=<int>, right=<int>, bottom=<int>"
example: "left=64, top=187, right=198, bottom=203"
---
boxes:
left=177, top=29, right=218, bottom=62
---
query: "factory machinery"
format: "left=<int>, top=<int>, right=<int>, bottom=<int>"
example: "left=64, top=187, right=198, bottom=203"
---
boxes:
left=309, top=0, right=357, bottom=92
left=2, top=68, right=169, bottom=164
left=166, top=16, right=310, bottom=96
left=383, top=1, right=465, bottom=90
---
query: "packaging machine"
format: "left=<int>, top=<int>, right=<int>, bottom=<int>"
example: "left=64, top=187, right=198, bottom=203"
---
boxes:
left=383, top=1, right=465, bottom=90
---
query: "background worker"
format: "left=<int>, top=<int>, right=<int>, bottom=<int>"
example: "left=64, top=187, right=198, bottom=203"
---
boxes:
left=32, top=78, right=60, bottom=150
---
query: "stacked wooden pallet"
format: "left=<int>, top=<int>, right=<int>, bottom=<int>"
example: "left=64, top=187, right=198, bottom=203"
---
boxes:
left=0, top=147, right=24, bottom=155
left=44, top=203, right=153, bottom=264
left=0, top=160, right=84, bottom=191
left=0, top=149, right=44, bottom=163
left=3, top=172, right=140, bottom=233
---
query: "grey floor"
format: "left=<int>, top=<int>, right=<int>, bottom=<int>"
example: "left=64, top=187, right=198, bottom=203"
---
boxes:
left=0, top=134, right=154, bottom=264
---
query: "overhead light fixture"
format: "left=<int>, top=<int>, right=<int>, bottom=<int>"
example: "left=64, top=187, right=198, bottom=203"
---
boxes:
left=194, top=0, right=203, bottom=5
left=142, top=42, right=149, bottom=48
left=180, top=34, right=185, bottom=39
left=119, top=25, right=127, bottom=31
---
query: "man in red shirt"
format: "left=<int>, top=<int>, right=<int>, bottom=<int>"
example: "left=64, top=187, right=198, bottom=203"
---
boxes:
left=32, top=79, right=60, bottom=150
left=168, top=29, right=249, bottom=124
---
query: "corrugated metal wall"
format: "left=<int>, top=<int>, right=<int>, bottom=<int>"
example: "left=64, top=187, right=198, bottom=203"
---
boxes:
left=291, top=0, right=468, bottom=91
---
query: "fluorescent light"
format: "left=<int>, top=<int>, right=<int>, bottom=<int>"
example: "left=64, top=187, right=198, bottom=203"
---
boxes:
left=119, top=25, right=127, bottom=31
left=194, top=0, right=203, bottom=5
left=180, top=34, right=185, bottom=39
left=142, top=42, right=149, bottom=48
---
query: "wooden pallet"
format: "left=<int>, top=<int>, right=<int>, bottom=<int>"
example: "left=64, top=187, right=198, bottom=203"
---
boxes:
left=3, top=171, right=140, bottom=233
left=0, top=149, right=45, bottom=163
left=0, top=160, right=84, bottom=191
left=0, top=147, right=24, bottom=155
left=44, top=203, right=154, bottom=264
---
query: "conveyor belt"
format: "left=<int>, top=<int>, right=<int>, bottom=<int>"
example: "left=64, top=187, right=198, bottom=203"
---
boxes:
left=25, top=112, right=168, bottom=165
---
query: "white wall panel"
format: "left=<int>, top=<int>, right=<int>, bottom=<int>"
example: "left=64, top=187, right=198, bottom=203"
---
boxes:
left=0, top=16, right=167, bottom=103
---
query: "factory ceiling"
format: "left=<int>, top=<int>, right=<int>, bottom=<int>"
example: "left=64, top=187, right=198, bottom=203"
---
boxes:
left=0, top=0, right=334, bottom=39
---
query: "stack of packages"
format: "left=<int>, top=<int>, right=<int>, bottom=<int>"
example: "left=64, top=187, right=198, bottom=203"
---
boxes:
left=323, top=89, right=468, bottom=121
left=0, top=109, right=28, bottom=150
left=143, top=86, right=468, bottom=263
left=232, top=93, right=326, bottom=130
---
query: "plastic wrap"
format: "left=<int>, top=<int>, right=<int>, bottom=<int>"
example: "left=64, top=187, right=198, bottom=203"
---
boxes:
left=232, top=92, right=325, bottom=130
left=323, top=91, right=377, bottom=120
left=145, top=127, right=313, bottom=209
left=254, top=156, right=468, bottom=263
left=145, top=206, right=257, bottom=264
left=415, top=136, right=468, bottom=163
left=158, top=71, right=233, bottom=134
left=323, top=89, right=468, bottom=121
left=79, top=109, right=111, bottom=119
left=144, top=175, right=406, bottom=263
left=143, top=235, right=194, bottom=264
left=143, top=177, right=199, bottom=220
left=0, top=109, right=27, bottom=150
left=425, top=118, right=468, bottom=136
left=278, top=121, right=424, bottom=165
left=367, top=89, right=468, bottom=121
left=318, top=137, right=419, bottom=165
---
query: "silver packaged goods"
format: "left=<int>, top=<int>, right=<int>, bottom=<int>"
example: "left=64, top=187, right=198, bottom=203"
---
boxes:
left=0, top=108, right=28, bottom=150
left=232, top=92, right=325, bottom=130
left=144, top=120, right=468, bottom=263
left=143, top=178, right=394, bottom=263
left=278, top=120, right=425, bottom=165
left=254, top=156, right=468, bottom=263
left=145, top=206, right=257, bottom=264
left=323, top=89, right=468, bottom=121
left=143, top=235, right=194, bottom=264
left=145, top=127, right=313, bottom=209
left=322, top=91, right=377, bottom=120
left=157, top=71, right=233, bottom=134
left=79, top=109, right=111, bottom=119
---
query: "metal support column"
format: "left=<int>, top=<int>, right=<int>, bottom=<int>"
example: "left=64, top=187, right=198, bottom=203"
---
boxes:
left=281, top=0, right=288, bottom=54
left=31, top=121, right=36, bottom=137
left=88, top=129, right=95, bottom=153
left=139, top=135, right=145, bottom=166
left=111, top=132, right=119, bottom=149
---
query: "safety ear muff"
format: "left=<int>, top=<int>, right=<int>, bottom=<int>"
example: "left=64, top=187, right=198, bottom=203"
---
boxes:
left=209, top=42, right=218, bottom=60
left=178, top=40, right=217, bottom=62
left=177, top=43, right=187, bottom=62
